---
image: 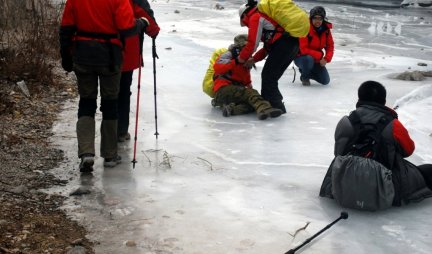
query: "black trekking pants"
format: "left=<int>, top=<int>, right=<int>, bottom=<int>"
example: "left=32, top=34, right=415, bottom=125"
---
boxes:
left=118, top=70, right=133, bottom=136
left=261, top=33, right=299, bottom=106
left=418, top=164, right=432, bottom=189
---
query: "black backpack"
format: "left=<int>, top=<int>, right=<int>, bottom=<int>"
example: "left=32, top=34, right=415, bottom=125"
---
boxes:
left=343, top=111, right=393, bottom=166
left=331, top=111, right=396, bottom=211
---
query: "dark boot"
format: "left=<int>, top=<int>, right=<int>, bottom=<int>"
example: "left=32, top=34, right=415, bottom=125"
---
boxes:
left=257, top=108, right=283, bottom=120
left=301, top=76, right=311, bottom=86
left=211, top=99, right=222, bottom=108
left=79, top=153, right=94, bottom=173
left=270, top=101, right=286, bottom=114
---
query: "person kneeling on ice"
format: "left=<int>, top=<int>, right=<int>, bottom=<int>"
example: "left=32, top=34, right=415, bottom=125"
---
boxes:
left=294, top=6, right=334, bottom=86
left=212, top=34, right=282, bottom=120
left=319, top=81, right=432, bottom=211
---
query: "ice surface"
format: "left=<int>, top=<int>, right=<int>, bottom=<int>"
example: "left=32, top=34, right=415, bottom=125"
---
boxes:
left=51, top=1, right=432, bottom=253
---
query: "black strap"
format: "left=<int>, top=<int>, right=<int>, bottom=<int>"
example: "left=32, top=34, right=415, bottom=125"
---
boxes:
left=213, top=73, right=244, bottom=87
left=346, top=111, right=393, bottom=159
left=76, top=31, right=119, bottom=40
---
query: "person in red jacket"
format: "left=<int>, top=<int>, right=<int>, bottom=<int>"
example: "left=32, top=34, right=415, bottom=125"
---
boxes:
left=213, top=35, right=282, bottom=120
left=59, top=0, right=147, bottom=172
left=118, top=0, right=160, bottom=142
left=237, top=2, right=300, bottom=114
left=320, top=81, right=432, bottom=206
left=294, top=6, right=334, bottom=86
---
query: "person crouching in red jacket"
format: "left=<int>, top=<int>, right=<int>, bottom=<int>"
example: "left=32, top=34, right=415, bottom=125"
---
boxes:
left=294, top=6, right=334, bottom=86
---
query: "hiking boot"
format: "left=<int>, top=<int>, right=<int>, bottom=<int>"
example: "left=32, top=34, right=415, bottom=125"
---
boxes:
left=301, top=77, right=311, bottom=86
left=211, top=99, right=217, bottom=107
left=257, top=108, right=283, bottom=120
left=118, top=132, right=131, bottom=142
left=79, top=154, right=94, bottom=173
left=271, top=101, right=286, bottom=114
left=104, top=155, right=122, bottom=168
left=257, top=111, right=269, bottom=120
left=222, top=103, right=234, bottom=117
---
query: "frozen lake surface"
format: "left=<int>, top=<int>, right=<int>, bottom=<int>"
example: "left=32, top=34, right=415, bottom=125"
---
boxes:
left=51, top=1, right=432, bottom=253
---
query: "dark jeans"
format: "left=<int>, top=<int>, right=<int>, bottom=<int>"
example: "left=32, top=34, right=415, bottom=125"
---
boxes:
left=118, top=70, right=133, bottom=136
left=261, top=33, right=299, bottom=106
left=294, top=55, right=330, bottom=85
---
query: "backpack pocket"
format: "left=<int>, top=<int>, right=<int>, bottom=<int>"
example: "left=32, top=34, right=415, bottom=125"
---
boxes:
left=331, top=155, right=394, bottom=211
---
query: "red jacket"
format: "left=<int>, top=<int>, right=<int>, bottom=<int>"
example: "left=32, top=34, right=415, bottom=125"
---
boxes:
left=238, top=8, right=284, bottom=63
left=298, top=21, right=334, bottom=63
left=60, top=0, right=137, bottom=67
left=213, top=51, right=252, bottom=93
left=122, top=0, right=160, bottom=71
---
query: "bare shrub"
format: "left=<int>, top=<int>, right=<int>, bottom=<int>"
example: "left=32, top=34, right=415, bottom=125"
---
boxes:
left=0, top=0, right=63, bottom=85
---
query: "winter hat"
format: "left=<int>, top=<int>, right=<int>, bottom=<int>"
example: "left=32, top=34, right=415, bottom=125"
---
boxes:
left=310, top=6, right=326, bottom=19
left=233, top=34, right=248, bottom=48
left=358, top=81, right=387, bottom=105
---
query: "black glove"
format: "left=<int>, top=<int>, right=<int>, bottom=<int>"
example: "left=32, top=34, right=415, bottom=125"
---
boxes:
left=60, top=49, right=73, bottom=72
left=137, top=17, right=149, bottom=35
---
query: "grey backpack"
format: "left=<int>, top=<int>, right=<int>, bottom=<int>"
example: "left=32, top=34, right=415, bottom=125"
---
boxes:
left=331, top=155, right=394, bottom=211
left=331, top=111, right=395, bottom=211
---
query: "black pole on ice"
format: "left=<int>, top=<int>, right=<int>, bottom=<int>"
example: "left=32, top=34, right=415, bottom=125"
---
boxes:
left=284, top=212, right=349, bottom=254
left=152, top=38, right=159, bottom=139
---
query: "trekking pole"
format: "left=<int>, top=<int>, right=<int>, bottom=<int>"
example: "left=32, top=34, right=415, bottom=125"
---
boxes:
left=132, top=53, right=143, bottom=169
left=292, top=65, right=296, bottom=83
left=152, top=38, right=159, bottom=139
left=284, top=212, right=348, bottom=254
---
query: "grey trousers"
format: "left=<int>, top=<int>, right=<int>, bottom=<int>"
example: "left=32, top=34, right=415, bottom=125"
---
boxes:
left=74, top=64, right=121, bottom=159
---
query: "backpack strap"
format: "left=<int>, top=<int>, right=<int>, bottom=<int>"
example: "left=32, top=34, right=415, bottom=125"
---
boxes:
left=346, top=110, right=394, bottom=159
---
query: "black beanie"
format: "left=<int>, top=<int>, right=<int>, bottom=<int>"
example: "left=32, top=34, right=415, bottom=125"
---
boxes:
left=310, top=6, right=326, bottom=19
left=358, top=81, right=387, bottom=105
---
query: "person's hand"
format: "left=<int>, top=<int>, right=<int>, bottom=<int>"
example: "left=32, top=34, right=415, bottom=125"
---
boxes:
left=60, top=49, right=73, bottom=72
left=320, top=58, right=327, bottom=67
left=61, top=57, right=73, bottom=72
left=138, top=17, right=149, bottom=34
left=244, top=58, right=255, bottom=69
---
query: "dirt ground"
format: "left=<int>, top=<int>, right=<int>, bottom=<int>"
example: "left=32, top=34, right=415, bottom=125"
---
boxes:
left=0, top=66, right=94, bottom=254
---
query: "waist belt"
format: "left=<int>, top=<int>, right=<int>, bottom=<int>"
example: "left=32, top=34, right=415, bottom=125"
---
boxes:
left=76, top=31, right=119, bottom=40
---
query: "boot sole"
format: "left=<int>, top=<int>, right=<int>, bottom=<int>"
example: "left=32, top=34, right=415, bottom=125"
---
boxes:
left=104, top=157, right=122, bottom=168
left=258, top=113, right=269, bottom=120
left=270, top=110, right=282, bottom=118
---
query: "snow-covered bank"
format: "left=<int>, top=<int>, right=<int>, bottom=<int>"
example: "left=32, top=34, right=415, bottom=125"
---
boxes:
left=401, top=0, right=432, bottom=7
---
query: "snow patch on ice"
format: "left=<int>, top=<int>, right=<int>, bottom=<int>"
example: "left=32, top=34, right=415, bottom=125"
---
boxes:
left=394, top=84, right=432, bottom=108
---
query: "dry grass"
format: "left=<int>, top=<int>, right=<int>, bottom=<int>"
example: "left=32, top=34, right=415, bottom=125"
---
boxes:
left=0, top=0, right=63, bottom=85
